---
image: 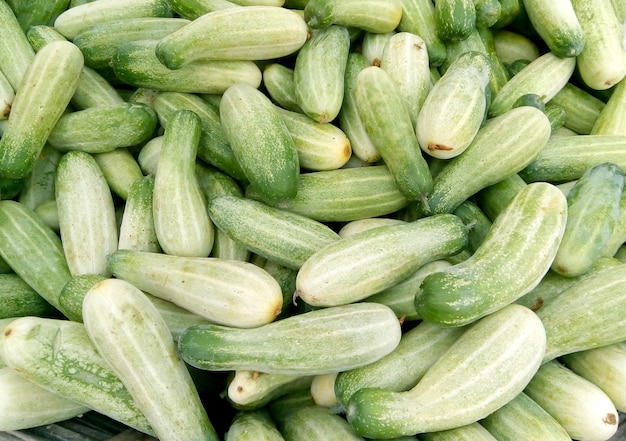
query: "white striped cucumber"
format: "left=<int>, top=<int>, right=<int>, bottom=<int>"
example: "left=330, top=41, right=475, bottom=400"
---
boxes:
left=295, top=213, right=467, bottom=307
left=345, top=303, right=546, bottom=438
left=304, top=0, right=402, bottom=33
left=434, top=0, right=476, bottom=43
left=0, top=0, right=35, bottom=90
left=263, top=63, right=301, bottom=113
left=178, top=302, right=402, bottom=376
left=397, top=0, right=447, bottom=66
left=592, top=77, right=626, bottom=136
left=117, top=175, right=161, bottom=253
left=93, top=148, right=144, bottom=201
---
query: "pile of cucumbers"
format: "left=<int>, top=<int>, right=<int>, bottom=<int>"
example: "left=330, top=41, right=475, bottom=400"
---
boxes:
left=1, top=0, right=626, bottom=440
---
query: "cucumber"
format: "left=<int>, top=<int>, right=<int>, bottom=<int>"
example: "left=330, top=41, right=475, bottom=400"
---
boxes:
left=521, top=0, right=585, bottom=57
left=220, top=83, right=300, bottom=204
left=55, top=151, right=118, bottom=277
left=82, top=278, right=219, bottom=441
left=492, top=29, right=540, bottom=64
left=53, top=0, right=172, bottom=39
left=0, top=70, right=13, bottom=121
left=425, top=105, right=551, bottom=215
left=0, top=273, right=56, bottom=319
left=155, top=6, right=308, bottom=68
left=178, top=302, right=402, bottom=376
left=0, top=40, right=83, bottom=179
left=573, top=0, right=626, bottom=90
left=551, top=162, right=624, bottom=277
left=152, top=109, right=214, bottom=257
left=112, top=39, right=263, bottom=95
left=5, top=0, right=70, bottom=31
left=0, top=0, right=35, bottom=90
left=453, top=200, right=493, bottom=254
left=93, top=148, right=143, bottom=201
left=143, top=294, right=210, bottom=342
left=537, top=262, right=626, bottom=362
left=434, top=0, right=476, bottom=43
left=247, top=165, right=409, bottom=222
left=334, top=320, right=464, bottom=409
left=0, top=316, right=155, bottom=435
left=361, top=31, right=396, bottom=67
left=276, top=404, right=365, bottom=441
left=168, top=0, right=239, bottom=20
left=294, top=25, right=350, bottom=124
left=549, top=82, right=606, bottom=134
left=397, top=0, right=447, bottom=67
left=354, top=65, right=433, bottom=201
left=345, top=303, right=546, bottom=438
left=225, top=409, right=286, bottom=441
left=474, top=174, right=527, bottom=222
left=416, top=51, right=491, bottom=160
left=207, top=195, right=340, bottom=270
left=17, top=144, right=61, bottom=211
left=472, top=0, right=501, bottom=28
left=58, top=274, right=106, bottom=322
left=227, top=371, right=313, bottom=410
left=591, top=76, right=626, bottom=136
left=603, top=188, right=626, bottom=258
left=0, top=366, right=90, bottom=432
left=416, top=182, right=567, bottom=327
left=109, top=249, right=283, bottom=328
left=303, top=0, right=402, bottom=33
left=295, top=213, right=467, bottom=307
left=488, top=51, right=576, bottom=117
left=420, top=423, right=498, bottom=441
left=479, top=391, right=572, bottom=441
left=310, top=372, right=338, bottom=408
left=263, top=63, right=301, bottom=113
left=0, top=200, right=71, bottom=313
left=524, top=360, right=618, bottom=441
left=118, top=175, right=161, bottom=253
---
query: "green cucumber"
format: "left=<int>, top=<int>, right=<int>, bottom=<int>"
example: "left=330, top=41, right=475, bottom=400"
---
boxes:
left=109, top=249, right=283, bottom=328
left=355, top=65, right=433, bottom=201
left=480, top=391, right=571, bottom=441
left=220, top=83, right=300, bottom=204
left=58, top=274, right=106, bottom=322
left=397, top=0, right=447, bottom=66
left=17, top=143, right=61, bottom=211
left=0, top=316, right=154, bottom=434
left=425, top=105, right=551, bottom=215
left=549, top=82, right=606, bottom=134
left=492, top=29, right=539, bottom=64
left=524, top=360, right=618, bottom=441
left=55, top=151, right=118, bottom=277
left=93, top=148, right=144, bottom=201
left=434, top=0, right=476, bottom=43
left=155, top=6, right=308, bottom=68
left=551, top=162, right=624, bottom=277
left=0, top=40, right=83, bottom=179
left=295, top=213, right=467, bottom=307
left=178, top=302, right=402, bottom=376
left=82, top=278, right=219, bottom=441
left=0, top=273, right=56, bottom=319
left=6, top=0, right=69, bottom=31
left=118, top=175, right=161, bottom=253
left=208, top=195, right=340, bottom=270
left=0, top=0, right=35, bottom=90
left=152, top=109, right=214, bottom=257
left=294, top=25, right=350, bottom=124
left=263, top=63, right=301, bottom=113
left=521, top=0, right=585, bottom=57
left=452, top=200, right=493, bottom=254
left=276, top=404, right=365, bottom=441
left=225, top=409, right=286, bottom=441
left=227, top=371, right=313, bottom=411
left=303, top=0, right=402, bottom=33
left=345, top=303, right=546, bottom=438
left=416, top=182, right=567, bottom=327
left=472, top=0, right=501, bottom=28
left=167, top=0, right=239, bottom=20
left=591, top=76, right=626, bottom=136
left=421, top=423, right=498, bottom=441
left=603, top=188, right=626, bottom=258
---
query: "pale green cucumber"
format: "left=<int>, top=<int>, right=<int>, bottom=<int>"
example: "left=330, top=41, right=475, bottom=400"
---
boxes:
left=439, top=27, right=487, bottom=74
left=178, top=302, right=402, bottom=376
left=304, top=0, right=402, bottom=33
left=55, top=151, right=118, bottom=277
left=17, top=143, right=61, bottom=211
left=152, top=109, right=214, bottom=257
left=263, top=63, right=301, bottom=113
left=524, top=360, right=618, bottom=441
left=492, top=29, right=540, bottom=64
left=573, top=0, right=626, bottom=90
left=480, top=391, right=571, bottom=441
left=562, top=341, right=626, bottom=412
left=47, top=103, right=158, bottom=154
left=117, top=175, right=160, bottom=253
left=225, top=410, right=286, bottom=441
left=338, top=52, right=380, bottom=163
left=152, top=91, right=247, bottom=182
left=345, top=303, right=546, bottom=438
left=294, top=25, right=349, bottom=124
left=0, top=40, right=83, bottom=179
left=0, top=200, right=71, bottom=313
left=537, top=262, right=626, bottom=362
left=334, top=320, right=464, bottom=409
left=0, top=273, right=57, bottom=319
left=488, top=51, right=576, bottom=117
left=0, top=316, right=155, bottom=434
left=591, top=77, right=626, bottom=135
left=93, top=148, right=143, bottom=201
left=380, top=32, right=431, bottom=128
left=53, top=0, right=172, bottom=39
left=549, top=82, right=606, bottom=134
left=72, top=17, right=190, bottom=69
left=33, top=199, right=58, bottom=231
left=355, top=65, right=433, bottom=201
left=520, top=135, right=626, bottom=183
left=247, top=165, right=409, bottom=222
left=434, top=0, right=476, bottom=43
left=168, top=0, right=239, bottom=20
left=0, top=367, right=90, bottom=432
left=551, top=162, right=624, bottom=277
left=0, top=0, right=35, bottom=90
left=208, top=195, right=340, bottom=270
left=262, top=260, right=297, bottom=320
left=361, top=31, right=396, bottom=67
left=275, top=106, right=352, bottom=171
left=109, top=249, right=283, bottom=328
left=476, top=27, right=511, bottom=95
left=522, top=0, right=585, bottom=57
left=0, top=70, right=13, bottom=120
left=416, top=51, right=491, bottom=160
left=155, top=6, right=308, bottom=68
left=397, top=0, right=447, bottom=66
left=144, top=294, right=210, bottom=342
left=421, top=423, right=498, bottom=441
left=220, top=83, right=300, bottom=204
left=227, top=370, right=313, bottom=410
left=82, top=278, right=219, bottom=441
left=426, top=105, right=551, bottom=215
left=276, top=404, right=365, bottom=441
left=337, top=217, right=406, bottom=238
left=416, top=182, right=567, bottom=327
left=112, top=39, right=262, bottom=95
left=603, top=188, right=626, bottom=258
left=267, top=389, right=316, bottom=422
left=137, top=135, right=162, bottom=176
left=295, top=213, right=467, bottom=307
left=472, top=0, right=501, bottom=28
left=310, top=372, right=338, bottom=408
left=58, top=274, right=106, bottom=322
